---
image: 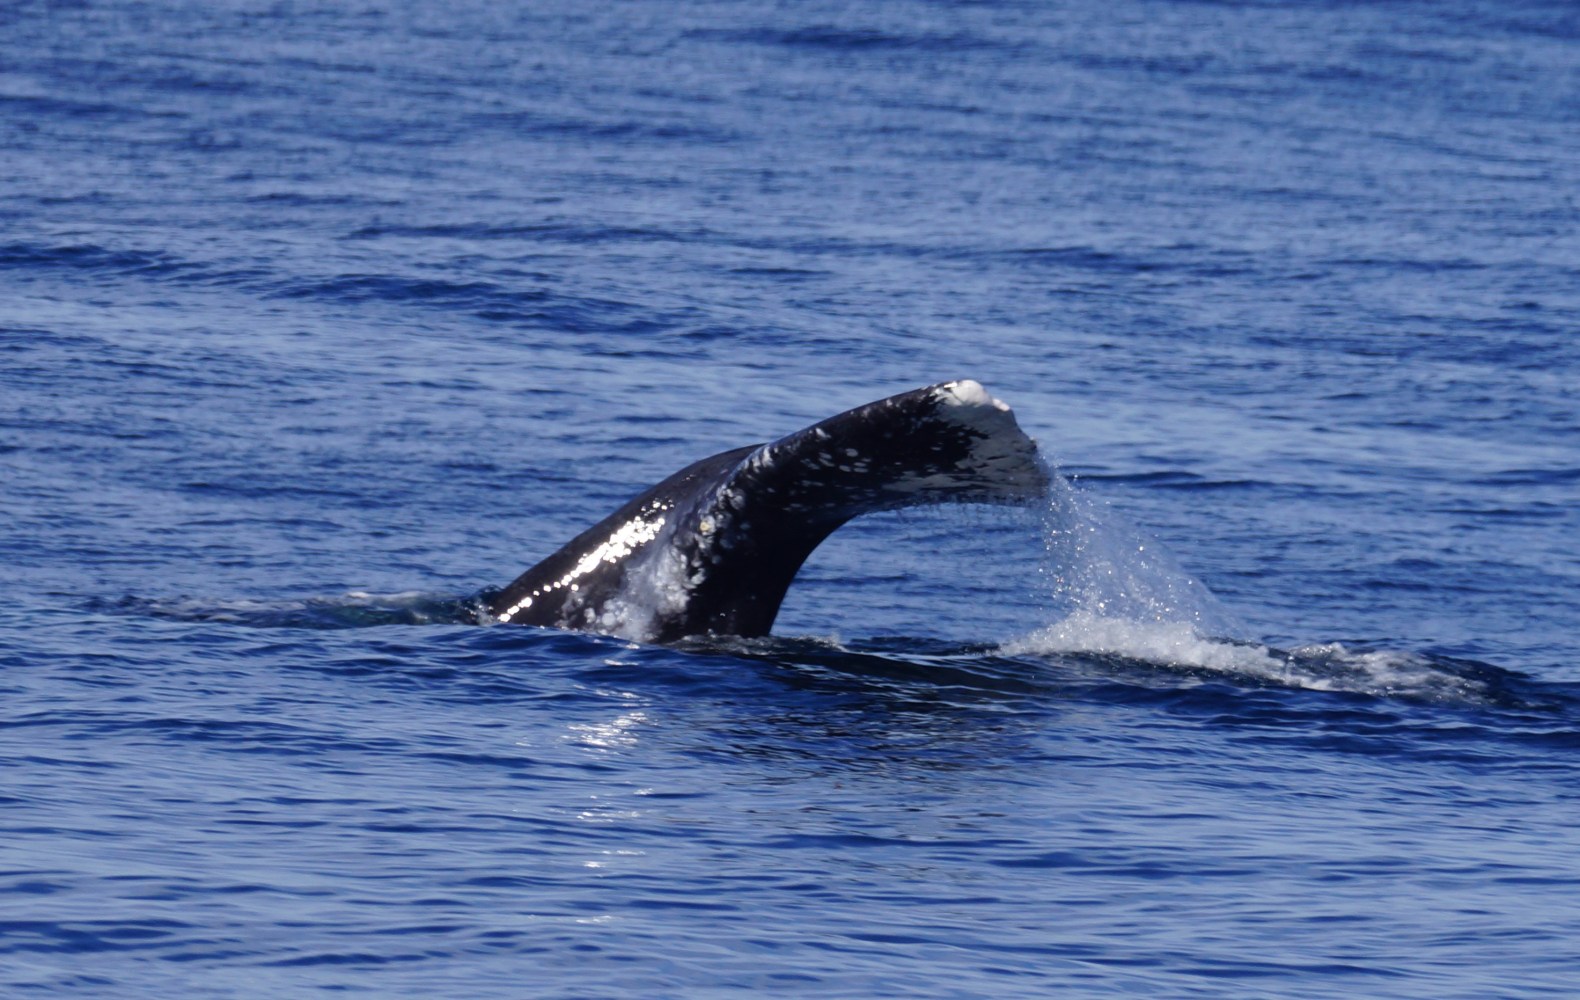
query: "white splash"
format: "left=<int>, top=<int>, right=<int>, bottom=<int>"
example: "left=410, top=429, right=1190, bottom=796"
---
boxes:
left=1033, top=472, right=1245, bottom=638
left=1001, top=472, right=1488, bottom=700
left=1003, top=612, right=1279, bottom=673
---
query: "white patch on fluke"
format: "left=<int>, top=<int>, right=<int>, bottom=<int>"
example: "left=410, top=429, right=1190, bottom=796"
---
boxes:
left=938, top=378, right=1008, bottom=411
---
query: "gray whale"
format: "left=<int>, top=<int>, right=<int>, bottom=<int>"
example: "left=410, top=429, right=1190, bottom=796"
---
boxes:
left=487, top=380, right=1047, bottom=642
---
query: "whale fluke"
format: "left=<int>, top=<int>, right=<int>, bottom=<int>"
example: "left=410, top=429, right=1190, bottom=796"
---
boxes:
left=487, top=380, right=1047, bottom=642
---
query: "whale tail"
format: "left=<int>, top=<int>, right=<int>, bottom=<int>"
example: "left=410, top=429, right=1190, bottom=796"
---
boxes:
left=487, top=380, right=1048, bottom=642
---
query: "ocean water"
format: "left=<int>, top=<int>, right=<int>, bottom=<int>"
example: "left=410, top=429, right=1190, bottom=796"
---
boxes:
left=3, top=0, right=1579, bottom=996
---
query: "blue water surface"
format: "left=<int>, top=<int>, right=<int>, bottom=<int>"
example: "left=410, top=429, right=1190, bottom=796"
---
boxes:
left=3, top=1, right=1579, bottom=997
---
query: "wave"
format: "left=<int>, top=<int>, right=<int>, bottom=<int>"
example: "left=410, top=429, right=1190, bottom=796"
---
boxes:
left=90, top=591, right=485, bottom=629
left=686, top=25, right=1019, bottom=55
left=0, top=239, right=662, bottom=335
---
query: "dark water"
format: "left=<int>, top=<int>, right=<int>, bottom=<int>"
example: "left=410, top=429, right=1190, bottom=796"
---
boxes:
left=3, top=1, right=1579, bottom=996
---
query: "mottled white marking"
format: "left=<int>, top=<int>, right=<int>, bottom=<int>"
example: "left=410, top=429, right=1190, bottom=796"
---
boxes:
left=568, top=516, right=665, bottom=581
left=497, top=514, right=666, bottom=623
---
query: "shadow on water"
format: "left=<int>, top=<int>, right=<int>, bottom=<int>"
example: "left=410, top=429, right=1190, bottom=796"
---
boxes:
left=83, top=587, right=1580, bottom=761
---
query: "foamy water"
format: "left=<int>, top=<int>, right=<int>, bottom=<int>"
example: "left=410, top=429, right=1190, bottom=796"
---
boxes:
left=1003, top=613, right=1489, bottom=701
